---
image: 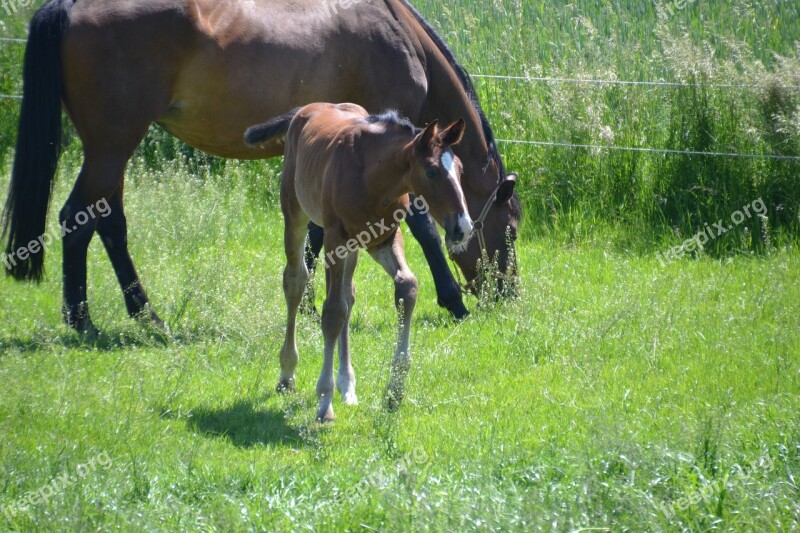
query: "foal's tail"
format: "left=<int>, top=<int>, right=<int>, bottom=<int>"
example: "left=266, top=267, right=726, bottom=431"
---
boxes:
left=2, top=0, right=73, bottom=282
left=244, top=107, right=301, bottom=147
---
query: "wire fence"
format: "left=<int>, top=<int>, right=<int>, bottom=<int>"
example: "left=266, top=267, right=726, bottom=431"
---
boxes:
left=496, top=139, right=800, bottom=161
left=471, top=73, right=800, bottom=91
left=1, top=35, right=799, bottom=161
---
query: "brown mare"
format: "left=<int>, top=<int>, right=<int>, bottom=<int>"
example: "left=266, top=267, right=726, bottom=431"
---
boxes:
left=246, top=103, right=473, bottom=421
left=2, top=0, right=520, bottom=334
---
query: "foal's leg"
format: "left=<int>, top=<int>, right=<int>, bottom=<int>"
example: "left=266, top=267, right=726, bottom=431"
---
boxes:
left=317, top=231, right=352, bottom=422
left=404, top=196, right=468, bottom=319
left=95, top=189, right=164, bottom=328
left=336, top=252, right=358, bottom=406
left=369, top=230, right=418, bottom=411
left=278, top=173, right=309, bottom=393
left=305, top=205, right=467, bottom=321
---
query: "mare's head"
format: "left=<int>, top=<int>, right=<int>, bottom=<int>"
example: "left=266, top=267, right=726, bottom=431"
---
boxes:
left=405, top=119, right=473, bottom=254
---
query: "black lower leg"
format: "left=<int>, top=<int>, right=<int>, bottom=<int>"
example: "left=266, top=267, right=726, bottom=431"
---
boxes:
left=96, top=194, right=162, bottom=325
left=300, top=222, right=325, bottom=317
left=404, top=195, right=468, bottom=319
left=60, top=200, right=98, bottom=333
left=305, top=222, right=324, bottom=272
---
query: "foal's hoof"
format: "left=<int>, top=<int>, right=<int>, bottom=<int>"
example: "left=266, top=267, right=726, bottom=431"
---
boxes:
left=342, top=392, right=359, bottom=406
left=276, top=380, right=295, bottom=394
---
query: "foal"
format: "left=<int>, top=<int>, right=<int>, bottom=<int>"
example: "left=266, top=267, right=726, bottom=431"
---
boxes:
left=245, top=103, right=473, bottom=421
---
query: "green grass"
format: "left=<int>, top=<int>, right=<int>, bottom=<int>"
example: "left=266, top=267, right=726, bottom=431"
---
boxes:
left=1, top=160, right=799, bottom=530
left=1, top=1, right=800, bottom=530
left=2, top=0, right=800, bottom=247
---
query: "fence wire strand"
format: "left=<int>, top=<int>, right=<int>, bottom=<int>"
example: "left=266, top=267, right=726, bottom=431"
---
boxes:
left=471, top=73, right=799, bottom=90
left=0, top=35, right=798, bottom=160
left=495, top=139, right=800, bottom=161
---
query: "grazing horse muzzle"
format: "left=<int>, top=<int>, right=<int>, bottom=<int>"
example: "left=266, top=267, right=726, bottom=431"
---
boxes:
left=448, top=173, right=520, bottom=296
left=445, top=212, right=474, bottom=254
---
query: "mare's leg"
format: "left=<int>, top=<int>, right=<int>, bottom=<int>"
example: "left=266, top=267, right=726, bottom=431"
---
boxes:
left=95, top=189, right=164, bottom=328
left=300, top=222, right=324, bottom=317
left=336, top=251, right=358, bottom=405
left=61, top=153, right=131, bottom=332
left=317, top=229, right=353, bottom=422
left=405, top=195, right=468, bottom=319
left=368, top=229, right=418, bottom=411
left=305, top=222, right=324, bottom=272
left=278, top=166, right=309, bottom=393
left=61, top=42, right=171, bottom=332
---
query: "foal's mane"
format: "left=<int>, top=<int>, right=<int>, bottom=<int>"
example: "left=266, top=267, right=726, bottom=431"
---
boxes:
left=365, top=110, right=420, bottom=135
left=392, top=0, right=521, bottom=218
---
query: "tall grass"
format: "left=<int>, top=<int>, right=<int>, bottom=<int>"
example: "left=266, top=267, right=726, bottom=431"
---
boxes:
left=1, top=0, right=798, bottom=254
left=416, top=0, right=800, bottom=252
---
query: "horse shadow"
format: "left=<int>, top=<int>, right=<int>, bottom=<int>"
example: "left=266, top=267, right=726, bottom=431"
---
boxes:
left=185, top=398, right=301, bottom=449
left=0, top=324, right=240, bottom=357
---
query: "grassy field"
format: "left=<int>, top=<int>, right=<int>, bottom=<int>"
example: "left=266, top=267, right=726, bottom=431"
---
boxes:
left=2, top=0, right=800, bottom=531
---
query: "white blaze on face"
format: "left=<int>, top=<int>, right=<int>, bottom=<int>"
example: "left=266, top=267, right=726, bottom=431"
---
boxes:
left=457, top=212, right=474, bottom=239
left=441, top=150, right=458, bottom=181
left=441, top=149, right=473, bottom=246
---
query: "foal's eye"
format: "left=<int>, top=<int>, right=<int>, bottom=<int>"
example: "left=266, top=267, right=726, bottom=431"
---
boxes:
left=425, top=167, right=438, bottom=180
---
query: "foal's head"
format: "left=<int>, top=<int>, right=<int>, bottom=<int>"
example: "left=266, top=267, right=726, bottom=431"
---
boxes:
left=406, top=119, right=473, bottom=254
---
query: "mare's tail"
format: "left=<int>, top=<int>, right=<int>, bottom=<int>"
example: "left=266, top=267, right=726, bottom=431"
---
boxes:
left=2, top=0, right=73, bottom=282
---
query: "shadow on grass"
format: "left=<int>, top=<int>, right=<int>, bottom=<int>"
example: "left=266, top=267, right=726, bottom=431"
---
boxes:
left=186, top=399, right=301, bottom=448
left=0, top=324, right=237, bottom=356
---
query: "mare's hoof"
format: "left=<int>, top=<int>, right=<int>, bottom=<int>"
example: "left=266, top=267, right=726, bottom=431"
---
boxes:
left=442, top=299, right=470, bottom=321
left=65, top=311, right=99, bottom=337
left=300, top=305, right=321, bottom=323
left=299, top=289, right=321, bottom=322
left=77, top=320, right=100, bottom=338
left=383, top=391, right=404, bottom=413
left=276, top=380, right=295, bottom=394
left=316, top=405, right=335, bottom=423
left=134, top=306, right=170, bottom=335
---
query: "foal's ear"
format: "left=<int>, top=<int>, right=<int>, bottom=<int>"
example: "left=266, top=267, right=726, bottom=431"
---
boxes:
left=414, top=120, right=439, bottom=152
left=495, top=173, right=518, bottom=205
left=439, top=119, right=466, bottom=146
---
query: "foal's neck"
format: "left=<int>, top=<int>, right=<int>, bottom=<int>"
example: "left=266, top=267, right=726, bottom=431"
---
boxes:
left=363, top=131, right=416, bottom=202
